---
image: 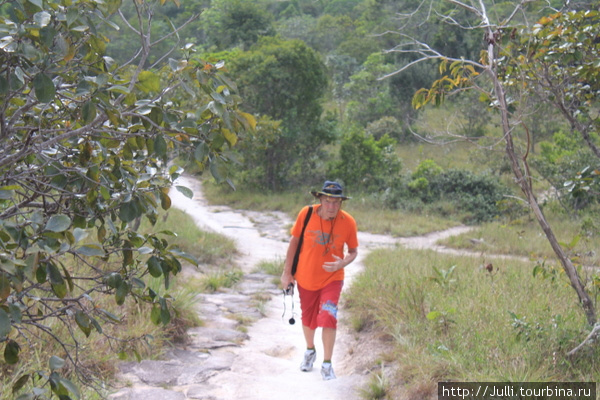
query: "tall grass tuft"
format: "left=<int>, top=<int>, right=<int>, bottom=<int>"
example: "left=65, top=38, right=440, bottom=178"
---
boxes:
left=360, top=363, right=390, bottom=399
left=199, top=270, right=244, bottom=293
left=346, top=247, right=599, bottom=398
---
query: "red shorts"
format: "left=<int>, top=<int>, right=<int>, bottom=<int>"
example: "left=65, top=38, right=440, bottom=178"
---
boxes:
left=297, top=280, right=344, bottom=330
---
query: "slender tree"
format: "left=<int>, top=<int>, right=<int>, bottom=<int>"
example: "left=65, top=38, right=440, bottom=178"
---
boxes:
left=380, top=0, right=598, bottom=330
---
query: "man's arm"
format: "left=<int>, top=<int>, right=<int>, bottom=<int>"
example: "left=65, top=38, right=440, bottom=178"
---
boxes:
left=281, top=236, right=300, bottom=289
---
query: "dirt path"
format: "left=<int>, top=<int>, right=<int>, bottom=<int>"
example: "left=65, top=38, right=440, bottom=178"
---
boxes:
left=110, top=176, right=476, bottom=400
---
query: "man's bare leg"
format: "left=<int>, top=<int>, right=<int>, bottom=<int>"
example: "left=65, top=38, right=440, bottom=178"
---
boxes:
left=322, top=327, right=336, bottom=361
left=303, top=324, right=316, bottom=349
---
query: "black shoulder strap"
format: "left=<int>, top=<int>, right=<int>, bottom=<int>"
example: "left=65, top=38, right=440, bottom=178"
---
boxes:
left=291, top=205, right=313, bottom=276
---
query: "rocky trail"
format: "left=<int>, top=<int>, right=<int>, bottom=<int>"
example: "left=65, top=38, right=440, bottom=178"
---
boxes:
left=109, top=176, right=478, bottom=400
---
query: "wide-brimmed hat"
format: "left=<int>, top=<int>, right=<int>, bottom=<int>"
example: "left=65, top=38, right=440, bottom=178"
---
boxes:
left=310, top=180, right=350, bottom=200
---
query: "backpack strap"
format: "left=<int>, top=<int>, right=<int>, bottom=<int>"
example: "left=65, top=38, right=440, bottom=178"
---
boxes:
left=291, top=205, right=313, bottom=276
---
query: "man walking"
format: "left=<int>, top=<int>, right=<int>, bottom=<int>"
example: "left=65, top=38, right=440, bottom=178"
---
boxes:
left=281, top=181, right=358, bottom=380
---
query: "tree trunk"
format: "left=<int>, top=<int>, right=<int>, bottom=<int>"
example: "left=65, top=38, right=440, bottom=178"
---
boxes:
left=490, top=55, right=597, bottom=326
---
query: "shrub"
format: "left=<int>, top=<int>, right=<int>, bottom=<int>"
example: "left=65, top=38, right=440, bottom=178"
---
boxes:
left=408, top=159, right=445, bottom=202
left=429, top=169, right=508, bottom=222
left=384, top=167, right=508, bottom=223
left=365, top=116, right=408, bottom=142
left=329, top=129, right=402, bottom=191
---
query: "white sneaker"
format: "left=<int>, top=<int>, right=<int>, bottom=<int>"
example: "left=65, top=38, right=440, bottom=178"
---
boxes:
left=300, top=349, right=316, bottom=372
left=321, top=362, right=336, bottom=380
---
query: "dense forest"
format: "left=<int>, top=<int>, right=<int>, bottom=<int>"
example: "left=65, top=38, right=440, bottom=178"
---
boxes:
left=0, top=0, right=598, bottom=398
left=99, top=0, right=599, bottom=223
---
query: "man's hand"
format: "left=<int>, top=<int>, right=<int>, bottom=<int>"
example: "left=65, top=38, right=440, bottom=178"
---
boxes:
left=323, top=255, right=344, bottom=272
left=281, top=270, right=295, bottom=290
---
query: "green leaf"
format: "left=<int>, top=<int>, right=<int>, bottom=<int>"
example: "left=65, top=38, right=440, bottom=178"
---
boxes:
left=107, top=85, right=129, bottom=94
left=131, top=277, right=145, bottom=289
left=90, top=316, right=103, bottom=334
left=159, top=189, right=171, bottom=210
left=104, top=272, right=122, bottom=289
left=119, top=201, right=140, bottom=223
left=59, top=377, right=80, bottom=400
left=81, top=101, right=97, bottom=124
left=135, top=71, right=160, bottom=93
left=72, top=228, right=88, bottom=243
left=12, top=374, right=30, bottom=394
left=148, top=107, right=163, bottom=126
left=34, top=11, right=51, bottom=27
left=0, top=273, right=12, bottom=301
left=51, top=282, right=68, bottom=299
left=104, top=0, right=122, bottom=14
left=137, top=246, right=153, bottom=254
left=98, top=308, right=120, bottom=323
left=115, top=281, right=129, bottom=305
left=0, top=258, right=16, bottom=275
left=75, top=244, right=106, bottom=257
left=169, top=249, right=199, bottom=266
left=48, top=371, right=65, bottom=393
left=147, top=256, right=162, bottom=277
left=165, top=256, right=181, bottom=275
left=0, top=308, right=10, bottom=338
left=154, top=134, right=167, bottom=158
left=426, top=311, right=442, bottom=320
left=45, top=215, right=72, bottom=232
left=160, top=298, right=171, bottom=325
left=9, top=304, right=22, bottom=324
left=27, top=0, right=43, bottom=9
left=4, top=340, right=20, bottom=364
left=46, top=262, right=64, bottom=286
left=210, top=157, right=228, bottom=184
left=0, top=75, right=8, bottom=95
left=62, top=264, right=74, bottom=292
left=150, top=304, right=161, bottom=325
left=194, top=142, right=208, bottom=163
left=49, top=355, right=65, bottom=371
left=47, top=262, right=67, bottom=298
left=33, top=73, right=56, bottom=103
left=222, top=129, right=237, bottom=147
left=75, top=311, right=92, bottom=337
left=175, top=185, right=193, bottom=199
left=36, top=264, right=47, bottom=283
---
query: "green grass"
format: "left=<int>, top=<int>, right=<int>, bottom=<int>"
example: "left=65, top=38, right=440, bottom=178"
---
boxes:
left=359, top=362, right=390, bottom=399
left=253, top=258, right=285, bottom=287
left=346, top=247, right=600, bottom=399
left=203, top=180, right=463, bottom=237
left=438, top=212, right=600, bottom=262
left=396, top=140, right=478, bottom=172
left=199, top=269, right=244, bottom=292
left=202, top=179, right=313, bottom=216
left=343, top=196, right=462, bottom=237
left=141, top=208, right=238, bottom=265
left=254, top=258, right=284, bottom=276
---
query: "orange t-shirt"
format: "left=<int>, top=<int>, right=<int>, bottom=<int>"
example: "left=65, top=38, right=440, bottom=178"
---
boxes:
left=292, top=205, right=358, bottom=291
